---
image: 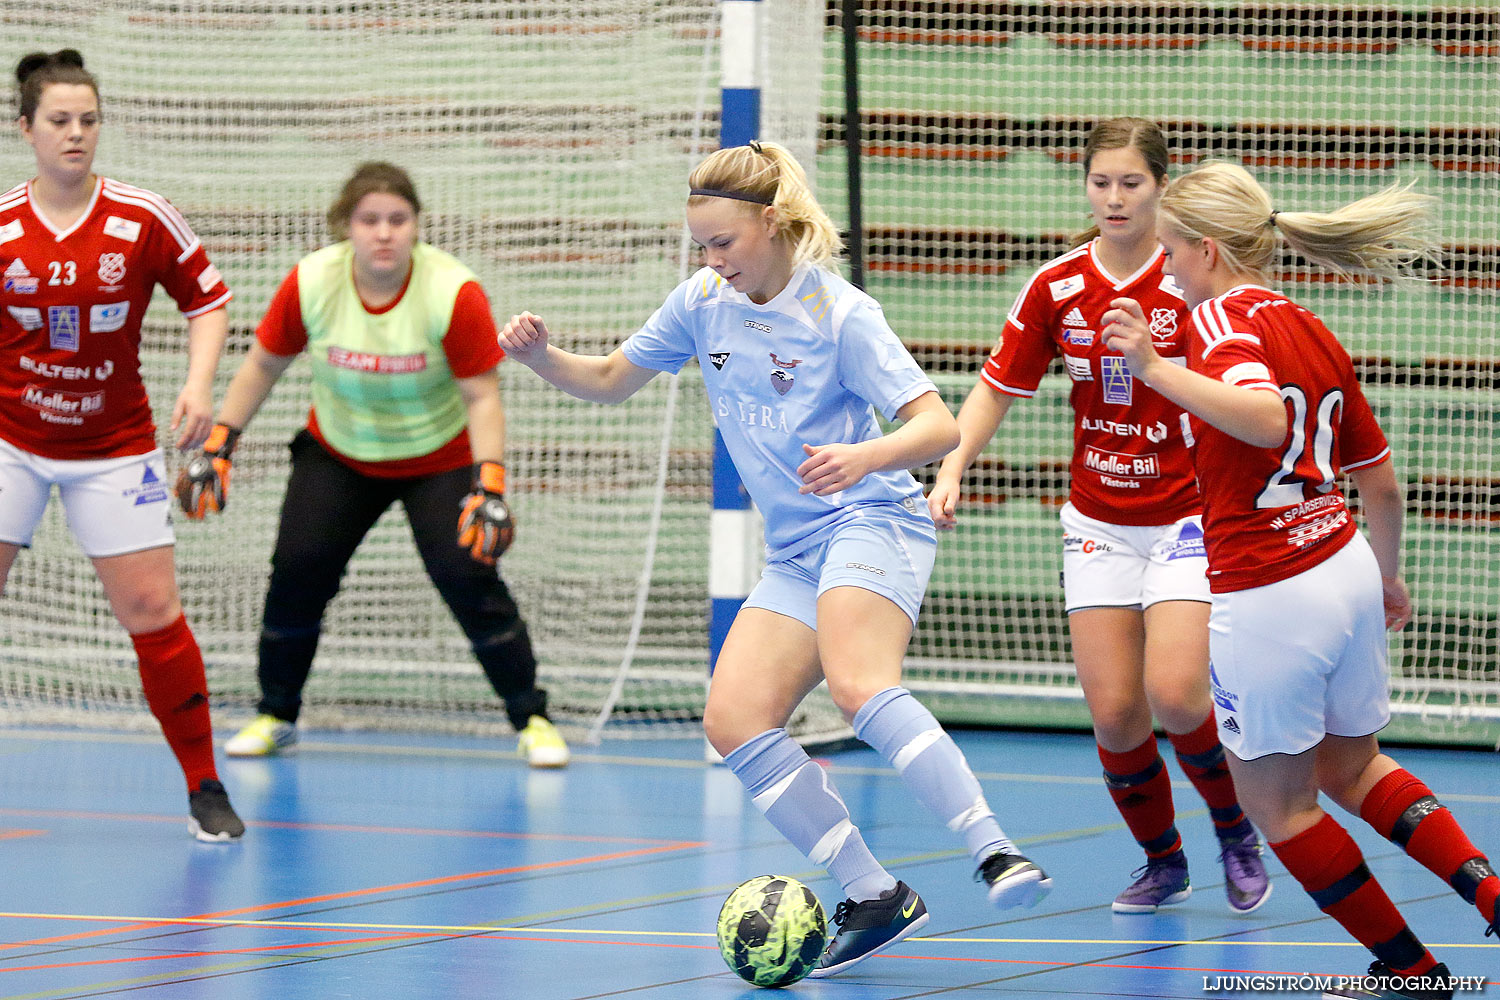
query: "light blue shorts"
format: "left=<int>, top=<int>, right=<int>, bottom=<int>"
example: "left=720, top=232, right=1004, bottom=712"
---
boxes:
left=743, top=510, right=937, bottom=630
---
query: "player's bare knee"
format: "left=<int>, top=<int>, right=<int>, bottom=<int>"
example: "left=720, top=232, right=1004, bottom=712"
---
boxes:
left=1149, top=694, right=1211, bottom=736
left=825, top=677, right=883, bottom=722
left=1088, top=698, right=1153, bottom=748
left=703, top=706, right=758, bottom=758
left=113, top=587, right=182, bottom=634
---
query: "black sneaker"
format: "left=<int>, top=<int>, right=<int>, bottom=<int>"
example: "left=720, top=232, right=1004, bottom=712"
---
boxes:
left=188, top=779, right=245, bottom=842
left=1321, top=961, right=1455, bottom=1000
left=976, top=851, right=1053, bottom=909
left=805, top=880, right=928, bottom=979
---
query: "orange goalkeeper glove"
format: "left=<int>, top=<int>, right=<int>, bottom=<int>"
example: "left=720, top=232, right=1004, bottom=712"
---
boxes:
left=457, top=461, right=514, bottom=564
left=175, top=422, right=240, bottom=519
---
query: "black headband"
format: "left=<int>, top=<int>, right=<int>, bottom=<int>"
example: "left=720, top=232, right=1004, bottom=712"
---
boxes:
left=690, top=187, right=773, bottom=205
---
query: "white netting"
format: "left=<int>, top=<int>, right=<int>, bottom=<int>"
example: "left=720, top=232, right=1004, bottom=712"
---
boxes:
left=0, top=0, right=740, bottom=739
left=2, top=3, right=1495, bottom=746
left=820, top=1, right=1499, bottom=744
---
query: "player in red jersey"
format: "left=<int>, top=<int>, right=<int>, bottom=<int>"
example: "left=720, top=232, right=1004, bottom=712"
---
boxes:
left=1103, top=161, right=1497, bottom=998
left=0, top=51, right=242, bottom=840
left=931, top=119, right=1268, bottom=914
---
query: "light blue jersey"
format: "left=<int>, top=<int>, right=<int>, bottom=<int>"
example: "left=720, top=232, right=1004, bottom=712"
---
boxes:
left=622, top=263, right=936, bottom=559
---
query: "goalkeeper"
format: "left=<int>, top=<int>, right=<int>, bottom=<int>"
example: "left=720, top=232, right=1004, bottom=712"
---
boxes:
left=177, top=162, right=567, bottom=768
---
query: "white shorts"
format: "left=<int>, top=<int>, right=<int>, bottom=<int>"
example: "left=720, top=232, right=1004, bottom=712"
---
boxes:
left=743, top=509, right=936, bottom=630
left=1059, top=502, right=1210, bottom=614
left=0, top=437, right=176, bottom=558
left=1207, top=532, right=1391, bottom=761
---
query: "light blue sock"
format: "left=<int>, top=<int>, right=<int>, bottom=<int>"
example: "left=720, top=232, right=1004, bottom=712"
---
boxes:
left=853, top=686, right=1016, bottom=865
left=725, top=728, right=897, bottom=901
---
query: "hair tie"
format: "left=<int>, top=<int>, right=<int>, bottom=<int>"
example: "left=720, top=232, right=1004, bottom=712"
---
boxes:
left=1268, top=210, right=1280, bottom=228
left=748, top=140, right=764, bottom=154
left=689, top=187, right=773, bottom=206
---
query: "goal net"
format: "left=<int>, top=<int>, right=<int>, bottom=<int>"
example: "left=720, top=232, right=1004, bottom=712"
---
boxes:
left=2, top=2, right=1494, bottom=747
left=0, top=0, right=829, bottom=742
left=822, top=1, right=1499, bottom=745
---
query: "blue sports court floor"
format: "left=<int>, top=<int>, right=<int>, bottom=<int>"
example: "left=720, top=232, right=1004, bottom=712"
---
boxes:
left=0, top=725, right=1494, bottom=999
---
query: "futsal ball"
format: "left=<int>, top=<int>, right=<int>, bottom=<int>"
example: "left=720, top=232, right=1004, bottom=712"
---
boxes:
left=716, top=875, right=828, bottom=988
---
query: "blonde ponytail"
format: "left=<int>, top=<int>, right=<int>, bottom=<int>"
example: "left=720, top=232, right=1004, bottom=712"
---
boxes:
left=687, top=141, right=844, bottom=268
left=1160, top=161, right=1438, bottom=282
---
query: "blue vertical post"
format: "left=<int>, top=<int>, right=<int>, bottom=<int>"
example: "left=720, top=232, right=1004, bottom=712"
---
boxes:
left=709, top=0, right=763, bottom=673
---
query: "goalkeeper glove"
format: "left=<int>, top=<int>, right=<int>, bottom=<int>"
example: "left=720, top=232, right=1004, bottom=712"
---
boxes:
left=176, top=422, right=240, bottom=519
left=457, top=461, right=514, bottom=564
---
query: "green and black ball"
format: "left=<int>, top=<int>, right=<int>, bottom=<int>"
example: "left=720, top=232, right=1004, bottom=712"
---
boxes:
left=716, top=875, right=828, bottom=988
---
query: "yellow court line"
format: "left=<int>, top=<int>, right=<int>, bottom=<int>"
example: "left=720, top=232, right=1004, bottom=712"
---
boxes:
left=0, top=912, right=1494, bottom=950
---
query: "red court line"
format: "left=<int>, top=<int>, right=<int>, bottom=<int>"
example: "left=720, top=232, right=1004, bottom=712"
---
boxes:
left=2, top=841, right=704, bottom=950
left=2, top=934, right=421, bottom=973
left=240, top=819, right=680, bottom=844
left=7, top=933, right=717, bottom=974
left=0, top=830, right=44, bottom=841
left=0, top=808, right=679, bottom=845
left=7, top=920, right=1494, bottom=985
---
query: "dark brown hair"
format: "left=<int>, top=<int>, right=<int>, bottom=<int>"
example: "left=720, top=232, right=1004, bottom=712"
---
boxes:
left=16, top=49, right=98, bottom=124
left=1070, top=117, right=1171, bottom=248
left=326, top=161, right=421, bottom=239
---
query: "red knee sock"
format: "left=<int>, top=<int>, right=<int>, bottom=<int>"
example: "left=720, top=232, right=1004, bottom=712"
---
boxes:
left=131, top=614, right=218, bottom=792
left=1166, top=714, right=1249, bottom=836
left=1361, top=768, right=1500, bottom=927
left=1099, top=735, right=1182, bottom=859
left=1271, top=813, right=1437, bottom=976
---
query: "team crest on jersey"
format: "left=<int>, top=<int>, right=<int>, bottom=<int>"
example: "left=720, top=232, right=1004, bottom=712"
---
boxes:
left=104, top=215, right=142, bottom=242
left=4, top=257, right=37, bottom=294
left=48, top=305, right=80, bottom=351
left=769, top=352, right=802, bottom=369
left=1049, top=275, right=1085, bottom=301
left=97, top=253, right=127, bottom=285
left=0, top=219, right=23, bottom=245
left=1149, top=308, right=1178, bottom=343
left=708, top=351, right=730, bottom=371
left=770, top=368, right=794, bottom=395
left=1100, top=355, right=1132, bottom=405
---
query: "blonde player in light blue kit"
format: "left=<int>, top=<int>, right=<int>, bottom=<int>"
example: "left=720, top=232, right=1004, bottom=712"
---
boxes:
left=500, top=140, right=1052, bottom=978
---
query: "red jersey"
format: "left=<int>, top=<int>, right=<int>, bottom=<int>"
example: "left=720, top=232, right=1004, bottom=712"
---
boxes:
left=1186, top=285, right=1390, bottom=593
left=0, top=178, right=231, bottom=459
left=981, top=240, right=1198, bottom=524
left=256, top=263, right=502, bottom=478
